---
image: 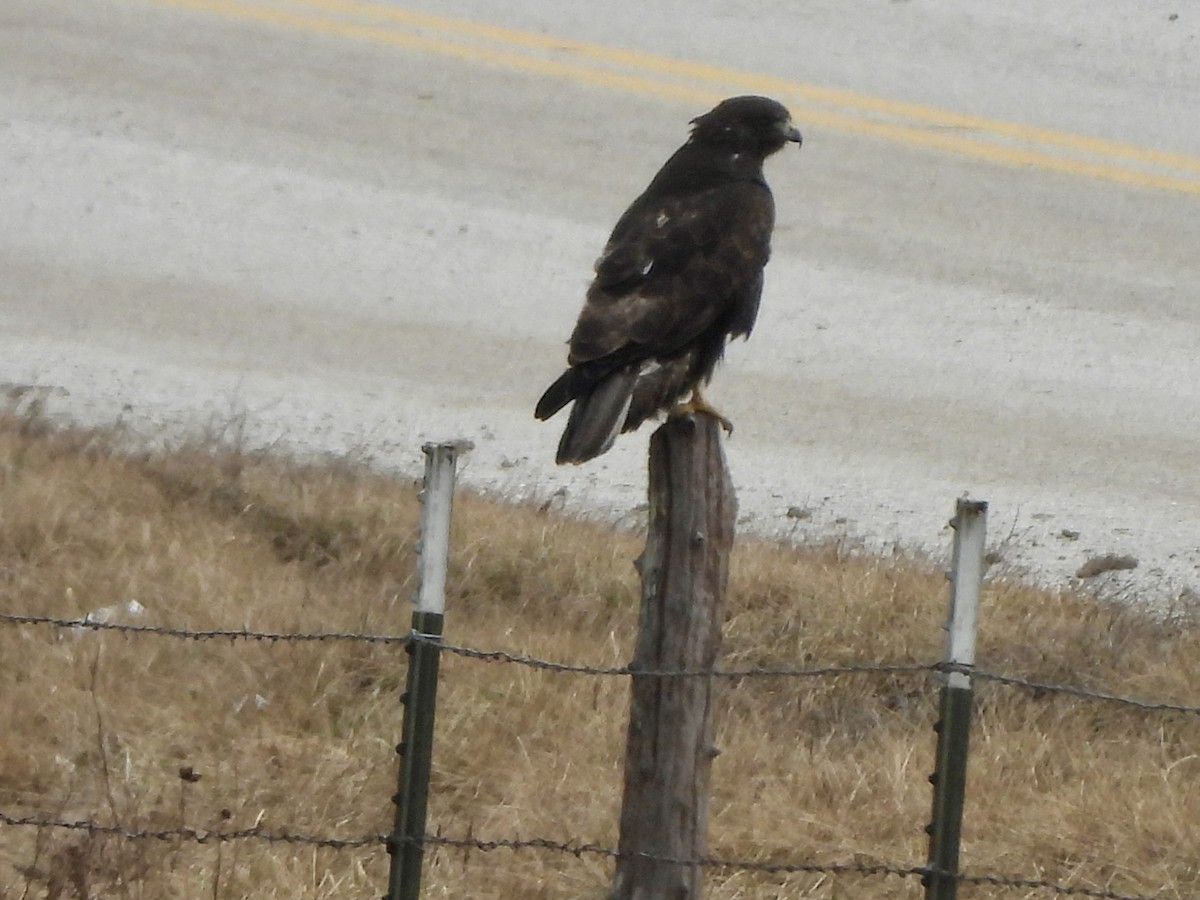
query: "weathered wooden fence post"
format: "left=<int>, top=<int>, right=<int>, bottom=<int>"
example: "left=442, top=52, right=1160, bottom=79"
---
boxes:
left=610, top=414, right=737, bottom=900
left=386, top=440, right=471, bottom=900
left=924, top=498, right=986, bottom=900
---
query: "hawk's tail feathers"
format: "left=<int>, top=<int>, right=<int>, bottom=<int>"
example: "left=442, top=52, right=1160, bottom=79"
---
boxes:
left=553, top=367, right=638, bottom=465
left=534, top=369, right=579, bottom=422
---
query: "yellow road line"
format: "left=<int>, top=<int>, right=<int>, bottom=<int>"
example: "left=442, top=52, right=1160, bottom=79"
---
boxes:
left=150, top=0, right=730, bottom=102
left=295, top=0, right=1200, bottom=177
left=147, top=0, right=1200, bottom=195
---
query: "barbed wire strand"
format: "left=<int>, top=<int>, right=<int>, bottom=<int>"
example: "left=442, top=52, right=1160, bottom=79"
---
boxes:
left=423, top=833, right=927, bottom=879
left=0, top=612, right=939, bottom=678
left=4, top=612, right=1200, bottom=715
left=955, top=870, right=1164, bottom=900
left=435, top=638, right=940, bottom=679
left=972, top=668, right=1200, bottom=716
left=0, top=612, right=412, bottom=645
left=0, top=811, right=376, bottom=848
left=422, top=836, right=1163, bottom=899
left=433, top=644, right=1200, bottom=714
left=0, top=813, right=1163, bottom=899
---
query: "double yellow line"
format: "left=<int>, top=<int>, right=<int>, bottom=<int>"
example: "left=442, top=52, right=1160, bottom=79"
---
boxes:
left=151, top=0, right=1200, bottom=196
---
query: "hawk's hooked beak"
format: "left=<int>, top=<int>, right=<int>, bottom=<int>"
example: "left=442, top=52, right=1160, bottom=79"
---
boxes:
left=781, top=119, right=803, bottom=146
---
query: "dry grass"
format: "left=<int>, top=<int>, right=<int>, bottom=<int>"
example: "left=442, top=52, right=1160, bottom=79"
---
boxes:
left=0, top=412, right=1197, bottom=898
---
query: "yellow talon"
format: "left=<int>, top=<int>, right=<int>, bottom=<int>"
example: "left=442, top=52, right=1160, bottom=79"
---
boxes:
left=669, top=388, right=734, bottom=435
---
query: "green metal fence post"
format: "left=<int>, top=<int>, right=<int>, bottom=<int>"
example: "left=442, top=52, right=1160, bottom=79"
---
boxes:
left=925, top=498, right=986, bottom=900
left=386, top=440, right=471, bottom=900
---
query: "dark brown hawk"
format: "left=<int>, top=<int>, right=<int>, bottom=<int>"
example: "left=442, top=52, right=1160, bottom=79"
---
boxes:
left=535, top=95, right=801, bottom=464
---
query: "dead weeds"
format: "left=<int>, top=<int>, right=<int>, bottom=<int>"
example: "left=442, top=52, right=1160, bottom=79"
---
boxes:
left=0, top=413, right=1196, bottom=898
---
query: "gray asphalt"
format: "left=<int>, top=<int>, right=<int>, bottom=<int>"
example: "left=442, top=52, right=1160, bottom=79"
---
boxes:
left=2, top=0, right=1199, bottom=600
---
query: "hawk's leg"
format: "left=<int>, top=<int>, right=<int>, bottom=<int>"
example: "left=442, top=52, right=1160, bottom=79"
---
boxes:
left=669, top=387, right=734, bottom=435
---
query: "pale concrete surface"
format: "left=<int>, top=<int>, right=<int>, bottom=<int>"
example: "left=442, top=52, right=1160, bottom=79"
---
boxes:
left=397, top=0, right=1200, bottom=156
left=2, top=0, right=1198, bottom=601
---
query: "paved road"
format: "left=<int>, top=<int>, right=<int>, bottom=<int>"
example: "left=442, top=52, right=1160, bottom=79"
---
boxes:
left=3, top=0, right=1199, bottom=599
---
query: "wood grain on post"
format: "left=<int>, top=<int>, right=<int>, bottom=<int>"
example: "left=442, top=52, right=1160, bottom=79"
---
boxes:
left=610, top=414, right=737, bottom=900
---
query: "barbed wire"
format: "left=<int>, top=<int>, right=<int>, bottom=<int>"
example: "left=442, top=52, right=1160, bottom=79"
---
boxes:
left=956, top=869, right=1165, bottom=900
left=4, top=611, right=1199, bottom=715
left=434, top=637, right=940, bottom=679
left=0, top=611, right=938, bottom=678
left=0, top=612, right=933, bottom=677
left=423, top=833, right=928, bottom=879
left=0, top=612, right=412, bottom=645
left=0, top=812, right=1163, bottom=899
left=972, top=668, right=1200, bottom=716
left=0, top=811, right=378, bottom=848
left=422, top=835, right=1163, bottom=898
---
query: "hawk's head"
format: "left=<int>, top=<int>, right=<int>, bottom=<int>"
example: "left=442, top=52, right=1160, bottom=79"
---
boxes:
left=689, top=96, right=803, bottom=158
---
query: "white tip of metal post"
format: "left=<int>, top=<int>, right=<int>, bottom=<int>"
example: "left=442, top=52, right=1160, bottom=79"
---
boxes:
left=414, top=441, right=471, bottom=616
left=422, top=439, right=475, bottom=456
left=946, top=498, right=987, bottom=689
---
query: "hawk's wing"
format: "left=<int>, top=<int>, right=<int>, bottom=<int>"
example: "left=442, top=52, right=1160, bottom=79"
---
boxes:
left=566, top=181, right=775, bottom=366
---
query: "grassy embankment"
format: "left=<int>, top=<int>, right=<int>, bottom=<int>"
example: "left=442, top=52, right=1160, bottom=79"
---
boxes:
left=0, top=413, right=1196, bottom=898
